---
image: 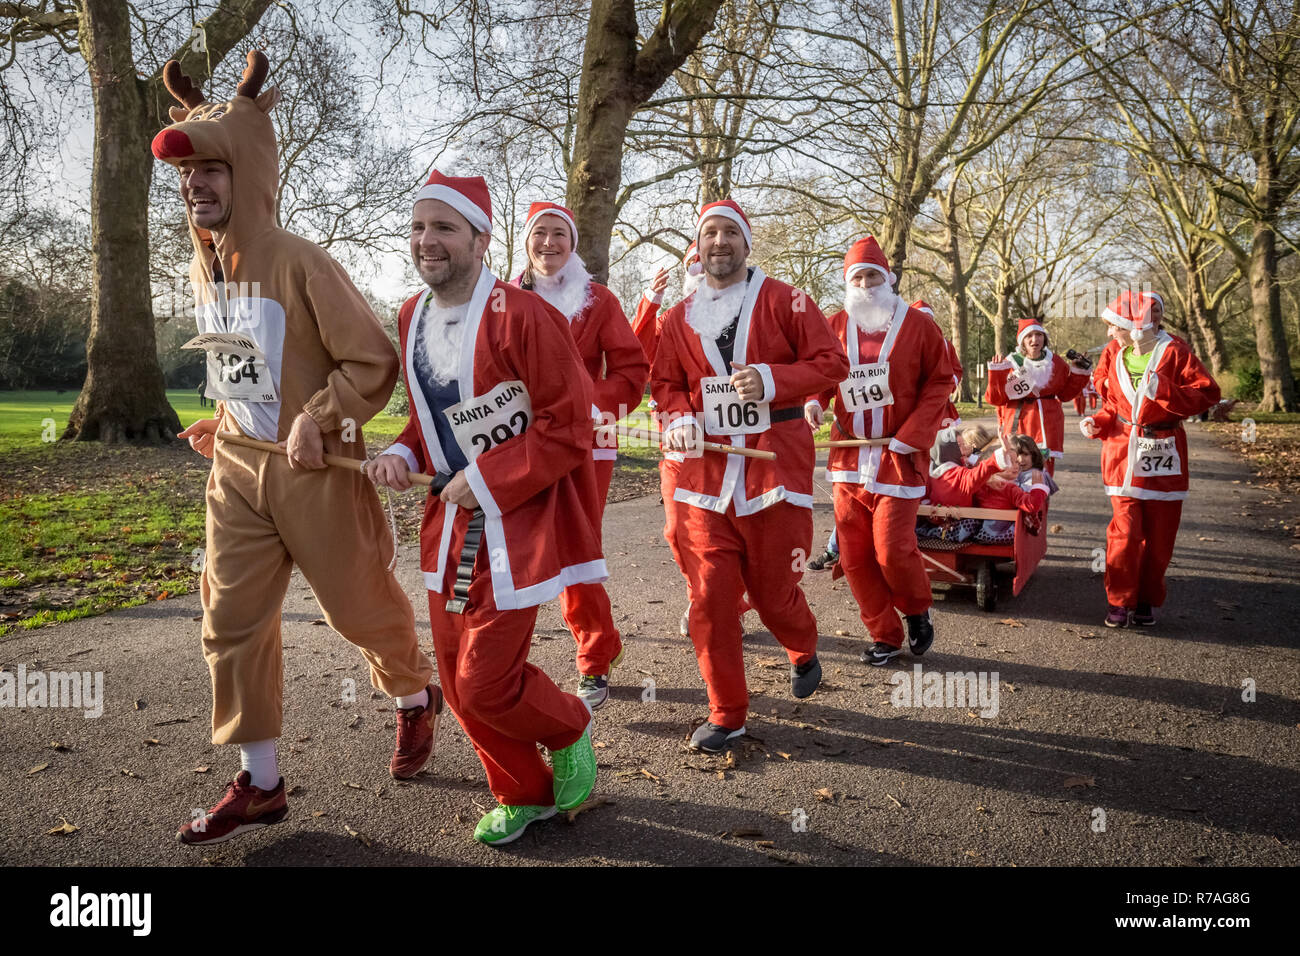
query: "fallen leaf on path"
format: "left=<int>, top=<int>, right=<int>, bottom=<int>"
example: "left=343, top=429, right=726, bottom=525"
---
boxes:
left=143, top=738, right=162, bottom=746
left=342, top=780, right=365, bottom=790
left=312, top=811, right=327, bottom=817
left=1063, top=775, right=1096, bottom=789
left=834, top=629, right=851, bottom=636
left=1050, top=524, right=1063, bottom=533
left=120, top=769, right=139, bottom=778
left=310, top=619, right=327, bottom=625
left=723, top=828, right=765, bottom=839
left=593, top=741, right=608, bottom=749
left=343, top=824, right=372, bottom=847
left=193, top=766, right=210, bottom=774
left=815, top=787, right=836, bottom=802
left=46, top=818, right=79, bottom=836
left=886, top=793, right=905, bottom=808
left=134, top=699, right=146, bottom=710
left=565, top=797, right=613, bottom=823
left=999, top=618, right=1024, bottom=627
left=776, top=752, right=792, bottom=760
left=49, top=741, right=70, bottom=752
left=28, top=763, right=49, bottom=775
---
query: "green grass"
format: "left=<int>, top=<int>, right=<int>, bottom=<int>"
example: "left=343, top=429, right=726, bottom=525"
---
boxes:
left=0, top=389, right=213, bottom=452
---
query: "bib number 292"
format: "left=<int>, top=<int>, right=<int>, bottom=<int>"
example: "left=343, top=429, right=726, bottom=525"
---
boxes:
left=445, top=380, right=534, bottom=458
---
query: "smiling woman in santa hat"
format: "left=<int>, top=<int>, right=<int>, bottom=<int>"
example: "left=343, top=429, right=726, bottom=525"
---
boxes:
left=985, top=315, right=1090, bottom=476
left=511, top=200, right=649, bottom=710
left=1081, top=290, right=1219, bottom=628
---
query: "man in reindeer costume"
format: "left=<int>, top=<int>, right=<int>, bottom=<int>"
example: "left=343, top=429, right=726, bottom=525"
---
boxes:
left=155, top=52, right=440, bottom=845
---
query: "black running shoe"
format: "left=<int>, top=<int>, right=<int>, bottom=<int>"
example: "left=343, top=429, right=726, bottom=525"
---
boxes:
left=905, top=610, right=934, bottom=655
left=1132, top=603, right=1156, bottom=626
left=862, top=642, right=903, bottom=666
left=688, top=721, right=746, bottom=753
left=807, top=549, right=839, bottom=571
left=791, top=655, right=821, bottom=698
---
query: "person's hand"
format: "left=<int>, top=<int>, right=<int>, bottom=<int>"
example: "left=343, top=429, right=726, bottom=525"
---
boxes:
left=664, top=422, right=701, bottom=453
left=999, top=430, right=1015, bottom=459
left=367, top=454, right=411, bottom=491
left=649, top=268, right=669, bottom=297
left=986, top=473, right=1009, bottom=490
left=178, top=416, right=219, bottom=458
left=729, top=362, right=764, bottom=402
left=991, top=353, right=1003, bottom=365
left=284, top=412, right=325, bottom=469
left=440, top=471, right=478, bottom=510
left=1079, top=416, right=1098, bottom=439
left=804, top=401, right=824, bottom=428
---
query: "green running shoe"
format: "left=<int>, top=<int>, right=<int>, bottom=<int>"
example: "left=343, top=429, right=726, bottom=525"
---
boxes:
left=551, top=721, right=597, bottom=811
left=472, top=804, right=557, bottom=846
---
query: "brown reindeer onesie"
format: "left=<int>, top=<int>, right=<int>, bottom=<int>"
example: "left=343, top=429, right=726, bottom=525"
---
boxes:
left=152, top=54, right=434, bottom=748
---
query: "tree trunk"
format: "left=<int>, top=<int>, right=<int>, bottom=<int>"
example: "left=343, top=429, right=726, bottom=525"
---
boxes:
left=992, top=272, right=1012, bottom=357
left=1249, top=218, right=1298, bottom=411
left=567, top=0, right=723, bottom=284
left=1187, top=262, right=1229, bottom=375
left=65, top=0, right=180, bottom=443
left=941, top=186, right=972, bottom=400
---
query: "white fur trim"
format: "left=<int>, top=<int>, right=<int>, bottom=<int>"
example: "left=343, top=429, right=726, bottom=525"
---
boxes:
left=524, top=206, right=577, bottom=247
left=752, top=363, right=776, bottom=403
left=888, top=438, right=920, bottom=455
left=697, top=207, right=752, bottom=248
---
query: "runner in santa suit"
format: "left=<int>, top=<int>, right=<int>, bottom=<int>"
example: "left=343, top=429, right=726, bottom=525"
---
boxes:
left=511, top=202, right=649, bottom=710
left=369, top=172, right=601, bottom=845
left=1080, top=291, right=1219, bottom=628
left=1074, top=379, right=1100, bottom=416
left=804, top=237, right=954, bottom=666
left=911, top=300, right=964, bottom=428
left=652, top=199, right=848, bottom=753
left=985, top=316, right=1090, bottom=475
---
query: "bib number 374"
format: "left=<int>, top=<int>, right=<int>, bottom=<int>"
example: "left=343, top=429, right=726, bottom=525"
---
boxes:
left=1135, top=436, right=1181, bottom=476
left=446, top=380, right=533, bottom=458
left=700, top=375, right=770, bottom=435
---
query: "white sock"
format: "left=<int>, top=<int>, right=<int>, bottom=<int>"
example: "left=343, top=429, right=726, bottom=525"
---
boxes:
left=395, top=688, right=429, bottom=711
left=239, top=739, right=279, bottom=790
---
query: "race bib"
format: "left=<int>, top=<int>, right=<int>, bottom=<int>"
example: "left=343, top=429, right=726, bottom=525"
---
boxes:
left=1004, top=373, right=1034, bottom=400
left=1135, top=436, right=1181, bottom=477
left=839, top=363, right=894, bottom=413
left=444, top=380, right=533, bottom=459
left=700, top=375, right=770, bottom=436
left=182, top=332, right=278, bottom=403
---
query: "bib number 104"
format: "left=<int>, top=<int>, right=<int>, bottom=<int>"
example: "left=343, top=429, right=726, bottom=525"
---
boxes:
left=215, top=352, right=260, bottom=384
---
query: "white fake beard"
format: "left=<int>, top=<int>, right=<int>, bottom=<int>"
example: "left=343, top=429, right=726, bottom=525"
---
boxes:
left=681, top=271, right=704, bottom=299
left=1018, top=350, right=1055, bottom=391
left=532, top=252, right=592, bottom=321
left=421, top=301, right=470, bottom=386
left=686, top=279, right=747, bottom=339
left=844, top=284, right=896, bottom=335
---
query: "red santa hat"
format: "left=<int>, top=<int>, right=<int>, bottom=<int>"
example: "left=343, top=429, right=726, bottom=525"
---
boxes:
left=415, top=170, right=492, bottom=233
left=1102, top=291, right=1159, bottom=341
left=684, top=241, right=702, bottom=276
left=1016, top=316, right=1048, bottom=349
left=524, top=201, right=578, bottom=247
left=843, top=236, right=896, bottom=285
left=911, top=299, right=934, bottom=316
left=696, top=199, right=752, bottom=249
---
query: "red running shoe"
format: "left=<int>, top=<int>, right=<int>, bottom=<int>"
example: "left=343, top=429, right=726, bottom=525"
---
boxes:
left=390, top=684, right=444, bottom=779
left=177, top=771, right=287, bottom=846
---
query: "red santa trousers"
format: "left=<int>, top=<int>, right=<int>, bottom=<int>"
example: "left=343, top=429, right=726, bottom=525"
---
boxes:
left=559, top=457, right=622, bottom=675
left=661, top=456, right=750, bottom=615
left=833, top=483, right=932, bottom=648
left=427, top=536, right=590, bottom=808
left=1105, top=497, right=1183, bottom=608
left=675, top=499, right=818, bottom=728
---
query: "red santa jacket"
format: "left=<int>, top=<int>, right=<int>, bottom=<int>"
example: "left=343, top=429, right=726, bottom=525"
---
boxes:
left=1084, top=331, right=1220, bottom=501
left=944, top=339, right=963, bottom=426
left=985, top=350, right=1088, bottom=459
left=925, top=454, right=1003, bottom=508
left=384, top=267, right=606, bottom=610
left=651, top=268, right=848, bottom=515
left=511, top=276, right=649, bottom=462
left=975, top=473, right=1051, bottom=514
left=631, top=290, right=663, bottom=365
left=809, top=299, right=954, bottom=498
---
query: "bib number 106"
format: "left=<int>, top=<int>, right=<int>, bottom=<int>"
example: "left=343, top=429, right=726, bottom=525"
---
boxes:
left=711, top=401, right=760, bottom=430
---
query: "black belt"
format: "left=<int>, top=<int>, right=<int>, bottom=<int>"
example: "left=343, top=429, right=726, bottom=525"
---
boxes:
left=429, top=472, right=484, bottom=615
left=1118, top=413, right=1181, bottom=438
left=770, top=405, right=802, bottom=423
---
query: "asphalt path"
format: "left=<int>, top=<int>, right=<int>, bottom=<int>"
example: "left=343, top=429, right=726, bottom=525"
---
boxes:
left=2, top=411, right=1297, bottom=866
